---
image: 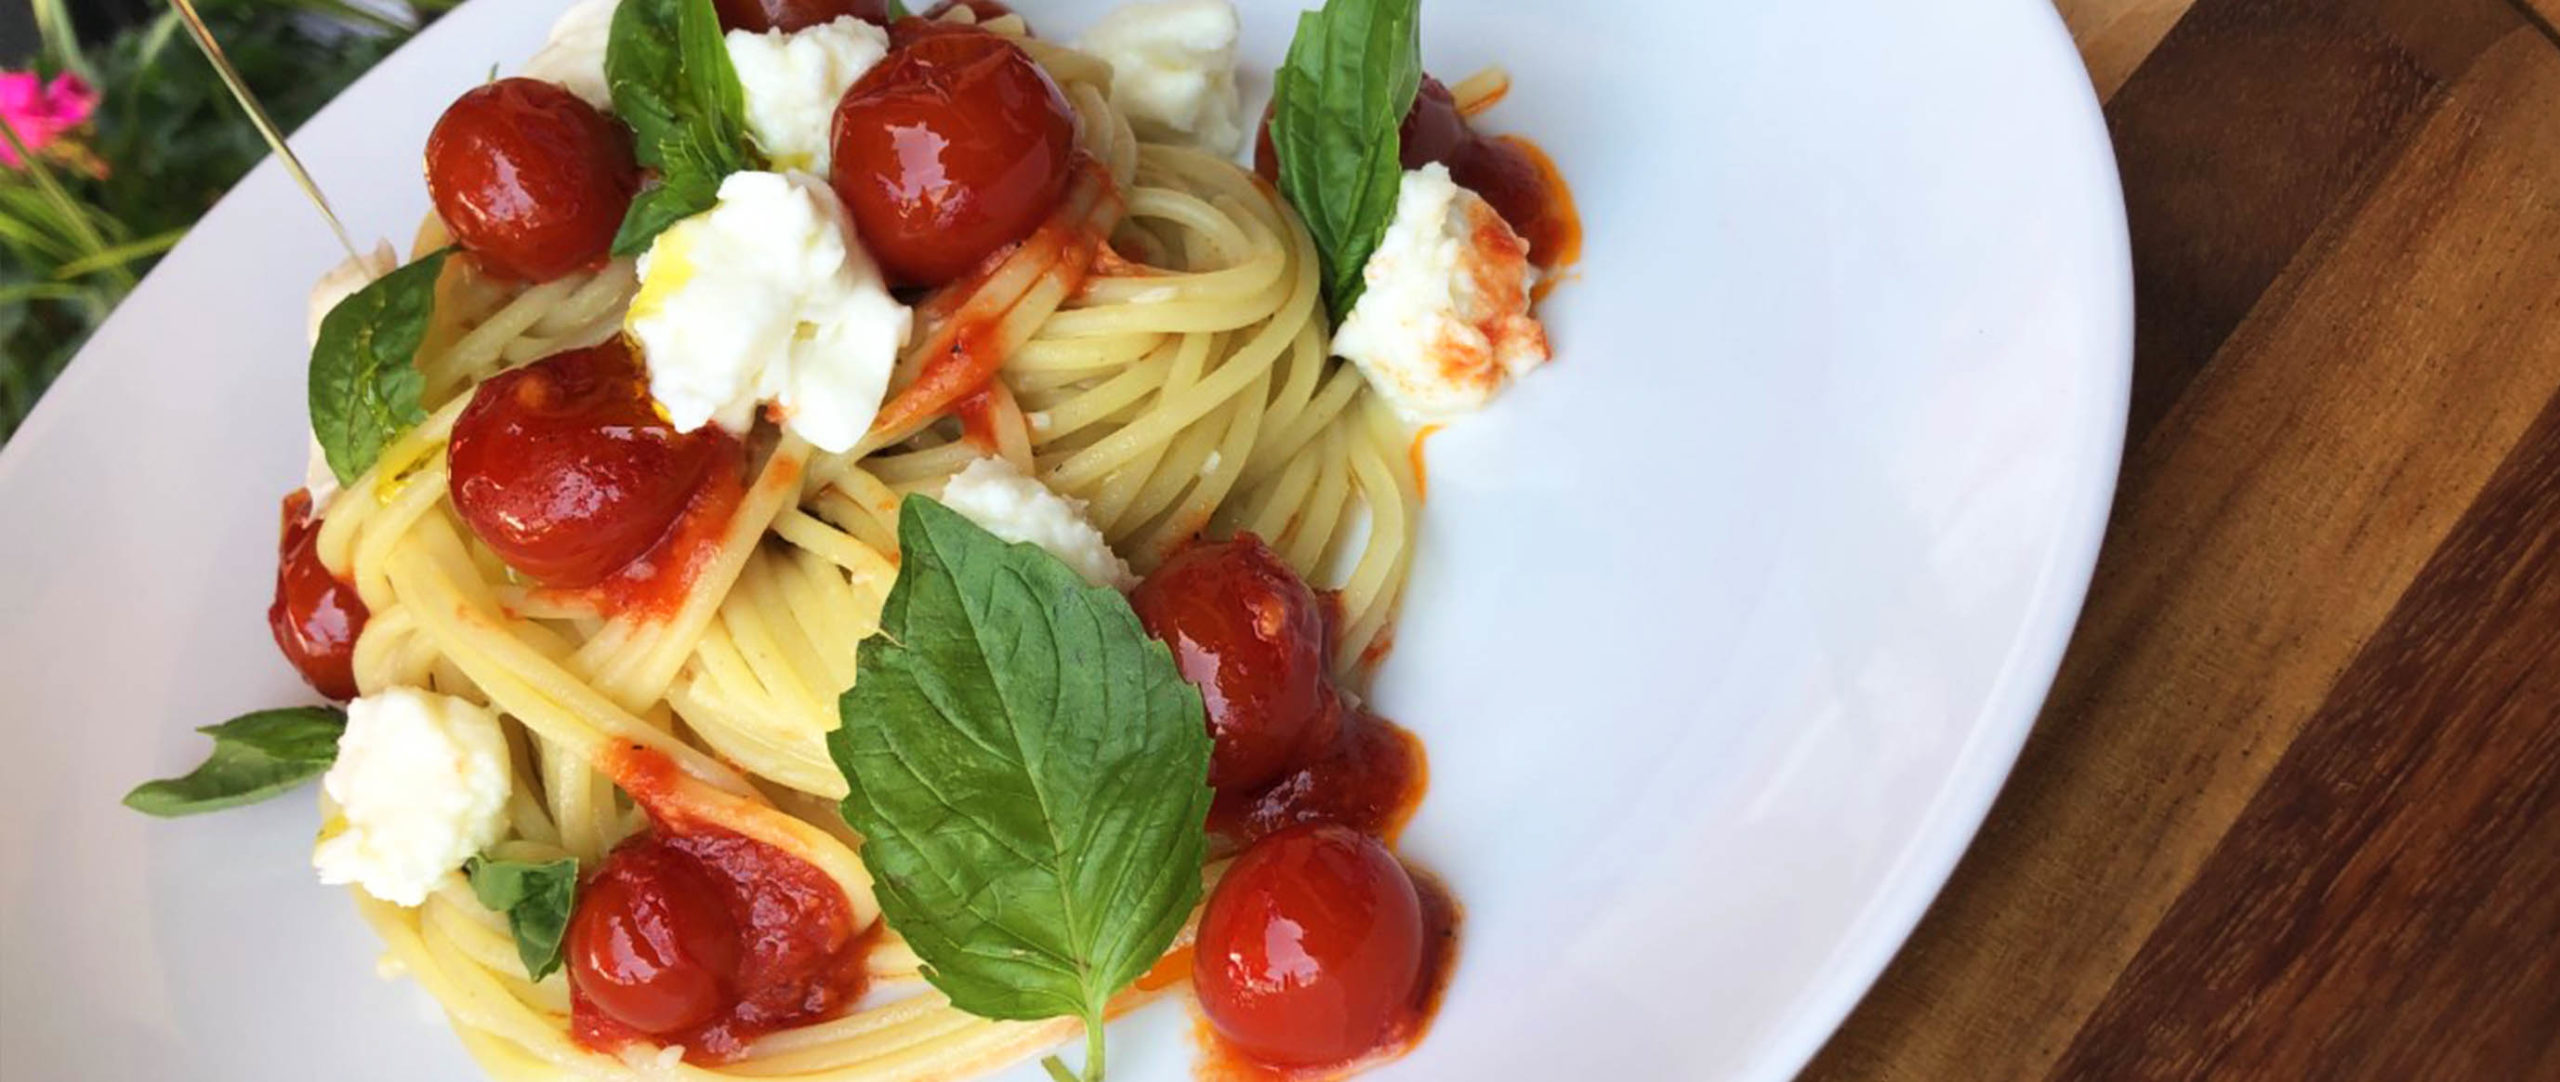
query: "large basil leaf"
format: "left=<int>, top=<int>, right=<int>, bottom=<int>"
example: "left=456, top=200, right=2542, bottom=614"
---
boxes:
left=607, top=0, right=759, bottom=255
left=308, top=250, right=448, bottom=486
left=124, top=707, right=347, bottom=817
left=831, top=498, right=1212, bottom=1082
left=465, top=855, right=580, bottom=983
left=1270, top=0, right=1424, bottom=321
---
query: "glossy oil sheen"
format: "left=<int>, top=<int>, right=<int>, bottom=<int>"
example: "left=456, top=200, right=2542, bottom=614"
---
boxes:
left=1133, top=536, right=1337, bottom=793
left=0, top=2, right=2131, bottom=1080
left=267, top=489, right=366, bottom=701
left=1195, top=826, right=1429, bottom=1069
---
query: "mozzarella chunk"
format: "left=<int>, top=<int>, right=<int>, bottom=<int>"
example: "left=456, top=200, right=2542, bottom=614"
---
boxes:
left=313, top=689, right=512, bottom=907
left=941, top=457, right=1136, bottom=591
left=1077, top=0, right=1246, bottom=154
left=523, top=0, right=620, bottom=111
left=627, top=170, right=913, bottom=454
left=727, top=17, right=890, bottom=176
left=1332, top=163, right=1550, bottom=423
left=304, top=240, right=400, bottom=510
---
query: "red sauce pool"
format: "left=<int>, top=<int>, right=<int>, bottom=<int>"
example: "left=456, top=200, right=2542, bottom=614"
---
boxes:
left=1193, top=869, right=1462, bottom=1082
left=1209, top=708, right=1428, bottom=849
left=572, top=747, right=876, bottom=1064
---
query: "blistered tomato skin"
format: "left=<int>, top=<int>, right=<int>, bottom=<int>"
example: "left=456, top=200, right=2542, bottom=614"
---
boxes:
left=1132, top=536, right=1337, bottom=794
left=1195, top=825, right=1428, bottom=1069
left=713, top=0, right=887, bottom=32
left=425, top=78, right=638, bottom=282
left=568, top=842, right=745, bottom=1036
left=828, top=25, right=1076, bottom=287
left=269, top=490, right=367, bottom=701
left=447, top=340, right=739, bottom=588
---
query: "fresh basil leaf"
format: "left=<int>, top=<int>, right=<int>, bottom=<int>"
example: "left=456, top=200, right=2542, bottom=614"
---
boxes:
left=308, top=250, right=449, bottom=486
left=464, top=856, right=579, bottom=982
left=124, top=707, right=347, bottom=817
left=884, top=0, right=912, bottom=18
left=607, top=0, right=760, bottom=255
left=1270, top=0, right=1424, bottom=321
left=831, top=497, right=1212, bottom=1079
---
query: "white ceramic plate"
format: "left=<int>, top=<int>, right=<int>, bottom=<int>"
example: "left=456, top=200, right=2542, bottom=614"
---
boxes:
left=0, top=1, right=2127, bottom=1078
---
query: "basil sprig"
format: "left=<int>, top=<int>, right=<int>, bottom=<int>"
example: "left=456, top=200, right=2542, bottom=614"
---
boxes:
left=309, top=250, right=449, bottom=486
left=1270, top=0, right=1424, bottom=321
left=124, top=707, right=347, bottom=817
left=607, top=0, right=761, bottom=255
left=831, top=498, right=1213, bottom=1082
left=465, top=855, right=580, bottom=982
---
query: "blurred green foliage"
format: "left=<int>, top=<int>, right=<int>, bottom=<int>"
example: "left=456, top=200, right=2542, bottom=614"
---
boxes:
left=0, top=0, right=452, bottom=444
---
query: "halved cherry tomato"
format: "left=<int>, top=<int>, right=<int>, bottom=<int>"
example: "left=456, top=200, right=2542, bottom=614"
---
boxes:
left=1194, top=825, right=1429, bottom=1069
left=713, top=0, right=886, bottom=33
left=425, top=78, right=637, bottom=282
left=447, top=340, right=740, bottom=588
left=829, top=24, right=1076, bottom=287
left=568, top=840, right=744, bottom=1036
left=268, top=490, right=366, bottom=701
left=1132, top=536, right=1338, bottom=794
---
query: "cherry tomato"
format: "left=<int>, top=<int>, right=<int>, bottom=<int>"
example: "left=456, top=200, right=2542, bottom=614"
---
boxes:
left=1133, top=537, right=1337, bottom=793
left=268, top=490, right=366, bottom=701
left=425, top=78, right=638, bottom=282
left=1195, top=825, right=1428, bottom=1068
left=1214, top=712, right=1425, bottom=845
left=829, top=25, right=1076, bottom=287
left=713, top=0, right=886, bottom=33
left=447, top=339, right=739, bottom=588
left=568, top=841, right=744, bottom=1036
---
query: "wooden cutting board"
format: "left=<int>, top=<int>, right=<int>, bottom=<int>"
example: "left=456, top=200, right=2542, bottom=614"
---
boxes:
left=1803, top=1, right=2560, bottom=1079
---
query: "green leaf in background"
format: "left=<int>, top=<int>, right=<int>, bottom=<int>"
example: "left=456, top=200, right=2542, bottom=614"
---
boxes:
left=1269, top=0, right=1424, bottom=322
left=308, top=249, right=449, bottom=486
left=606, top=0, right=760, bottom=255
left=831, top=498, right=1213, bottom=1082
left=465, top=855, right=580, bottom=982
left=123, top=706, right=347, bottom=817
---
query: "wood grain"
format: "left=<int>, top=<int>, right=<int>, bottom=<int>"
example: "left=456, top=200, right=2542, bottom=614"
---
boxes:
left=1802, top=3, right=2560, bottom=1079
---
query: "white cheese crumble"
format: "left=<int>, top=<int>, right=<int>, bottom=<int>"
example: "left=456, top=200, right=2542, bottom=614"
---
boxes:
left=727, top=16, right=890, bottom=176
left=627, top=170, right=913, bottom=454
left=1331, top=163, right=1550, bottom=423
left=313, top=689, right=512, bottom=908
left=941, top=457, right=1136, bottom=590
left=304, top=240, right=400, bottom=511
left=523, top=0, right=620, bottom=111
left=1076, top=0, right=1246, bottom=154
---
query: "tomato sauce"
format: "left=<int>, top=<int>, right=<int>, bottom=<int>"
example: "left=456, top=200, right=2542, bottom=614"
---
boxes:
left=548, top=442, right=747, bottom=621
left=1208, top=709, right=1427, bottom=848
left=572, top=747, right=876, bottom=1064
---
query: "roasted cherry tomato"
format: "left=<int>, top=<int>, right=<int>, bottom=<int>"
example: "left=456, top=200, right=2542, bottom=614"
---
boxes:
left=713, top=0, right=886, bottom=33
left=268, top=490, right=367, bottom=701
left=1132, top=536, right=1336, bottom=793
left=447, top=340, right=739, bottom=588
left=829, top=25, right=1076, bottom=287
left=1195, top=825, right=1428, bottom=1069
left=568, top=841, right=744, bottom=1036
left=425, top=78, right=638, bottom=282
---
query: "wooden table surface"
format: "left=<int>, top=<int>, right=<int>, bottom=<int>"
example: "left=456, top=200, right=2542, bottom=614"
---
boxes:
left=1802, top=0, right=2560, bottom=1079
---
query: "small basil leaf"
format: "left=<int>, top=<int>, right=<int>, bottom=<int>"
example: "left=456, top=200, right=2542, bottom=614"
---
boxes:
left=464, top=856, right=580, bottom=982
left=308, top=250, right=449, bottom=486
left=607, top=0, right=759, bottom=254
left=124, top=707, right=347, bottom=818
left=831, top=498, right=1213, bottom=1067
left=1270, top=0, right=1424, bottom=321
left=884, top=0, right=912, bottom=18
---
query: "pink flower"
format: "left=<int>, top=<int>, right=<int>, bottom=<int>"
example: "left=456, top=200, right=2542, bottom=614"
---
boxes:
left=0, top=72, right=101, bottom=168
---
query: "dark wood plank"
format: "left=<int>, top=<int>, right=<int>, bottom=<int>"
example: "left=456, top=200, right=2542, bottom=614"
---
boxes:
left=2107, top=0, right=2439, bottom=442
left=2051, top=335, right=2560, bottom=1082
left=1804, top=23, right=2560, bottom=1082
